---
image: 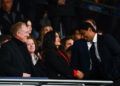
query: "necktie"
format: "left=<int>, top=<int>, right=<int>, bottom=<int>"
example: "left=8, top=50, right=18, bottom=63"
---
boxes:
left=89, top=42, right=105, bottom=79
left=90, top=42, right=99, bottom=68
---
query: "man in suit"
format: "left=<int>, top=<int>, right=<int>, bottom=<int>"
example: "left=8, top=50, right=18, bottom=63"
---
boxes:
left=0, top=22, right=33, bottom=77
left=71, top=22, right=120, bottom=80
left=0, top=0, right=23, bottom=35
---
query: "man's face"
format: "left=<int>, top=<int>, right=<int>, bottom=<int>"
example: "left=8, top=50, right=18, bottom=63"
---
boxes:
left=80, top=28, right=94, bottom=42
left=17, top=24, right=29, bottom=43
left=2, top=0, right=13, bottom=12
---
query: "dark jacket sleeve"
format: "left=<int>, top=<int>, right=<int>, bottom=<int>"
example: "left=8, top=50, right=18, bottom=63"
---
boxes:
left=103, top=34, right=120, bottom=80
left=71, top=39, right=90, bottom=79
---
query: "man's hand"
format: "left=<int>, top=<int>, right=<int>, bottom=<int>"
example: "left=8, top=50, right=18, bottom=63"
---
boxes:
left=22, top=73, right=31, bottom=77
left=76, top=70, right=84, bottom=79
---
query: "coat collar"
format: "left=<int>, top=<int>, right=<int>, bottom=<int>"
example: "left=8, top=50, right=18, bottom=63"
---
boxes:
left=12, top=37, right=26, bottom=46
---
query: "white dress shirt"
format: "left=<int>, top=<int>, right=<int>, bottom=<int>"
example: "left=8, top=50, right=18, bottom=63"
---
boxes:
left=87, top=33, right=101, bottom=70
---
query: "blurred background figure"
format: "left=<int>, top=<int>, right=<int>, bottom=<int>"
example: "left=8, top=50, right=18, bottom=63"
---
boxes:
left=38, top=25, right=53, bottom=47
left=61, top=36, right=74, bottom=62
left=72, top=29, right=83, bottom=41
left=22, top=19, right=39, bottom=39
left=47, top=0, right=77, bottom=36
left=39, top=11, right=51, bottom=28
left=13, top=0, right=48, bottom=34
left=0, top=0, right=23, bottom=35
left=61, top=36, right=74, bottom=51
left=0, top=0, right=1, bottom=8
left=0, top=35, right=11, bottom=47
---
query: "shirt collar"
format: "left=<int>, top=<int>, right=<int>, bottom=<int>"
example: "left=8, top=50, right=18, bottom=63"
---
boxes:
left=87, top=33, right=97, bottom=50
left=93, top=33, right=98, bottom=43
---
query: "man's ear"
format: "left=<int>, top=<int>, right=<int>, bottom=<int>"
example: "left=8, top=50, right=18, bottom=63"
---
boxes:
left=16, top=31, right=20, bottom=37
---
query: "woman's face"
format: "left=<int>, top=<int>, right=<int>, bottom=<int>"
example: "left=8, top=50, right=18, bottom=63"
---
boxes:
left=43, top=26, right=52, bottom=36
left=27, top=20, right=32, bottom=34
left=55, top=32, right=61, bottom=48
left=26, top=39, right=35, bottom=53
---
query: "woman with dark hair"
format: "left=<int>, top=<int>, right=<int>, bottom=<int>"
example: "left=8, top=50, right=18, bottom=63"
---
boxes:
left=42, top=31, right=84, bottom=79
left=22, top=19, right=39, bottom=39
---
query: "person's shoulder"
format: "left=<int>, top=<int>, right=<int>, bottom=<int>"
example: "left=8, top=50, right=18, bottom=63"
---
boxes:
left=98, top=33, right=112, bottom=38
left=1, top=39, right=16, bottom=48
left=2, top=39, right=11, bottom=44
left=0, top=40, right=13, bottom=50
left=44, top=48, right=56, bottom=54
left=74, top=39, right=87, bottom=45
left=100, top=33, right=115, bottom=41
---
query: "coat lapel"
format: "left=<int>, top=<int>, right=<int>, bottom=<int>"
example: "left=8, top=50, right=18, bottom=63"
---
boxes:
left=97, top=35, right=105, bottom=62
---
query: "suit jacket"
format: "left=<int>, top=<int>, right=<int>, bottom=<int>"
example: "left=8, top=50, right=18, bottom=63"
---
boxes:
left=43, top=48, right=74, bottom=79
left=0, top=38, right=34, bottom=76
left=71, top=34, right=120, bottom=80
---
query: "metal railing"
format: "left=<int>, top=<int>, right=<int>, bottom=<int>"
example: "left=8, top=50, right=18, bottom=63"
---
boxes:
left=0, top=77, right=114, bottom=86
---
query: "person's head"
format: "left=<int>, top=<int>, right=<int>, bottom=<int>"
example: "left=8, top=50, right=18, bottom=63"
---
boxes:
left=10, top=22, right=29, bottom=43
left=41, top=25, right=53, bottom=36
left=38, top=25, right=53, bottom=44
left=43, top=31, right=61, bottom=50
left=72, top=29, right=83, bottom=41
left=79, top=22, right=96, bottom=43
left=1, top=0, right=13, bottom=13
left=83, top=18, right=97, bottom=30
left=26, top=36, right=37, bottom=54
left=61, top=36, right=74, bottom=51
left=22, top=19, right=32, bottom=34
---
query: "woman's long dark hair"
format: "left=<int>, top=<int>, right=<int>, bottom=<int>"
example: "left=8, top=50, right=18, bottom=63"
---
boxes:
left=42, top=31, right=57, bottom=51
left=42, top=31, right=57, bottom=62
